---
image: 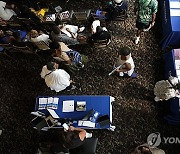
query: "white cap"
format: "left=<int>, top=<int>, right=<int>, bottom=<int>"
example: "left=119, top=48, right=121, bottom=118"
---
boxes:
left=114, top=0, right=122, bottom=3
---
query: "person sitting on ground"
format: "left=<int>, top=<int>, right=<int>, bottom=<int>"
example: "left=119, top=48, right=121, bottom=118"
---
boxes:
left=40, top=62, right=75, bottom=92
left=132, top=143, right=165, bottom=154
left=50, top=25, right=80, bottom=46
left=114, top=46, right=137, bottom=77
left=154, top=75, right=180, bottom=102
left=90, top=20, right=111, bottom=43
left=49, top=41, right=86, bottom=73
left=95, top=0, right=128, bottom=21
left=59, top=24, right=85, bottom=39
left=0, top=1, right=20, bottom=21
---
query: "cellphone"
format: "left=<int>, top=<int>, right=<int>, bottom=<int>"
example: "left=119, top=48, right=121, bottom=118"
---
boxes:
left=62, top=123, right=69, bottom=131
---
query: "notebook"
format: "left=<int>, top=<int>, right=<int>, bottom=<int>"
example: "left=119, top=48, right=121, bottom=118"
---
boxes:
left=97, top=115, right=110, bottom=127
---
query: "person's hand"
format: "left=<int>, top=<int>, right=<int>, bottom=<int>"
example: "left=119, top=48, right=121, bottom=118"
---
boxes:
left=69, top=126, right=75, bottom=131
left=66, top=28, right=71, bottom=32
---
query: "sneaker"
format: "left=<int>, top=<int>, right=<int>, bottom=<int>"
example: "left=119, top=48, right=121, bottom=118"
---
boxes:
left=78, top=27, right=85, bottom=32
left=131, top=73, right=138, bottom=78
left=135, top=36, right=140, bottom=44
left=86, top=132, right=92, bottom=138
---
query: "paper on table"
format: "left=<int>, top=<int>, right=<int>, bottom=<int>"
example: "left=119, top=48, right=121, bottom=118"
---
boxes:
left=47, top=109, right=60, bottom=119
left=62, top=100, right=74, bottom=112
left=170, top=9, right=180, bottom=16
left=175, top=60, right=180, bottom=69
left=176, top=70, right=180, bottom=75
left=78, top=120, right=95, bottom=128
left=47, top=97, right=54, bottom=109
left=52, top=97, right=59, bottom=109
left=170, top=1, right=180, bottom=9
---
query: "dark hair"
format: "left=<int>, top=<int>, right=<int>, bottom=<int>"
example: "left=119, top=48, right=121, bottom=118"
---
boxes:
left=96, top=26, right=103, bottom=34
left=52, top=26, right=60, bottom=35
left=46, top=62, right=55, bottom=71
left=138, top=146, right=152, bottom=154
left=12, top=31, right=20, bottom=40
left=49, top=41, right=60, bottom=50
left=119, top=46, right=131, bottom=56
left=61, top=131, right=79, bottom=148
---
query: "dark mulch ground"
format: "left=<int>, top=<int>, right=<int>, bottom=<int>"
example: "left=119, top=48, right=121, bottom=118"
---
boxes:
left=0, top=0, right=180, bottom=154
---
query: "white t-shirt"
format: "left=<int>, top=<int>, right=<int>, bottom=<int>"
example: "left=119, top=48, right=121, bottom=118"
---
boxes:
left=40, top=66, right=70, bottom=92
left=0, top=1, right=16, bottom=20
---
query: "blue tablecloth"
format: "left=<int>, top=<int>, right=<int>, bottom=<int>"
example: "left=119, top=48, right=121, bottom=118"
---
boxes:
left=161, top=0, right=180, bottom=49
left=164, top=49, right=180, bottom=124
left=35, top=95, right=113, bottom=129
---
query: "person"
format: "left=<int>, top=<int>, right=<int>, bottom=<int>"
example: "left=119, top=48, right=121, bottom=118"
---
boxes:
left=134, top=0, right=158, bottom=44
left=49, top=41, right=85, bottom=72
left=0, top=1, right=19, bottom=21
left=154, top=76, right=180, bottom=102
left=50, top=25, right=79, bottom=46
left=132, top=143, right=165, bottom=154
left=29, top=30, right=49, bottom=42
left=40, top=62, right=75, bottom=92
left=95, top=0, right=128, bottom=21
left=113, top=46, right=137, bottom=77
left=61, top=126, right=92, bottom=149
left=90, top=20, right=111, bottom=43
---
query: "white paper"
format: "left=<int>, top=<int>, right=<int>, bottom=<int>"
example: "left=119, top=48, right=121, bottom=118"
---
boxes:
left=170, top=9, right=180, bottom=16
left=38, top=98, right=47, bottom=110
left=78, top=120, right=95, bottom=128
left=175, top=60, right=180, bottom=69
left=62, top=100, right=74, bottom=112
left=52, top=98, right=59, bottom=109
left=47, top=97, right=54, bottom=109
left=170, top=2, right=180, bottom=9
left=47, top=109, right=60, bottom=119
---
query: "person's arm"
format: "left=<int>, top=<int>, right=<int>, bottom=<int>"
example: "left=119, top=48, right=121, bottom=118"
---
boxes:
left=116, top=63, right=131, bottom=72
left=69, top=126, right=86, bottom=141
left=151, top=14, right=156, bottom=27
left=66, top=28, right=76, bottom=39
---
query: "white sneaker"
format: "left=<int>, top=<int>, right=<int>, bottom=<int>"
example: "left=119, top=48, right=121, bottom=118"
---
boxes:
left=135, top=36, right=140, bottom=44
left=86, top=132, right=92, bottom=138
left=78, top=27, right=85, bottom=32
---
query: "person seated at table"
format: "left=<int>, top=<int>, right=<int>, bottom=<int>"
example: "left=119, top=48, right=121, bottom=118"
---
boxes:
left=154, top=75, right=180, bottom=102
left=90, top=20, right=111, bottom=43
left=95, top=0, right=128, bottom=21
left=40, top=61, right=76, bottom=92
left=132, top=143, right=165, bottom=154
left=50, top=25, right=80, bottom=46
left=0, top=1, right=20, bottom=21
left=49, top=41, right=86, bottom=74
left=29, top=29, right=49, bottom=42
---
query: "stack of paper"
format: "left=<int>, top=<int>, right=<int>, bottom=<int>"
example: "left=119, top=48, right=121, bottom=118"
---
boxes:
left=38, top=97, right=59, bottom=110
left=78, top=120, right=95, bottom=128
left=62, top=100, right=74, bottom=112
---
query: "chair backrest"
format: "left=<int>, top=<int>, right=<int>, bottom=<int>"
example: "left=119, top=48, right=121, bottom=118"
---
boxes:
left=33, top=40, right=50, bottom=50
left=73, top=9, right=91, bottom=21
left=94, top=39, right=111, bottom=48
left=82, top=138, right=98, bottom=154
left=115, top=10, right=127, bottom=21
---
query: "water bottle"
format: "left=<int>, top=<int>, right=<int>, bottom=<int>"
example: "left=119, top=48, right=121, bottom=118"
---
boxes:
left=90, top=111, right=100, bottom=123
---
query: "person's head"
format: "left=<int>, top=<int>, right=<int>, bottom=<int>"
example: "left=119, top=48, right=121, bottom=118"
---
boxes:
left=61, top=131, right=79, bottom=148
left=52, top=25, right=60, bottom=35
left=46, top=62, right=58, bottom=71
left=96, top=26, right=103, bottom=34
left=137, top=146, right=152, bottom=154
left=113, top=0, right=123, bottom=4
left=0, top=30, right=4, bottom=37
left=12, top=31, right=20, bottom=41
left=49, top=41, right=62, bottom=54
left=119, top=46, right=131, bottom=56
left=30, top=30, right=39, bottom=38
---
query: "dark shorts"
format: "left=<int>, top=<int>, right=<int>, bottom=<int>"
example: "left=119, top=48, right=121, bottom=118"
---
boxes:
left=136, top=21, right=150, bottom=30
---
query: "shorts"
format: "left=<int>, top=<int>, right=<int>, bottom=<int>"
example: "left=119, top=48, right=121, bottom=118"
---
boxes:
left=136, top=21, right=150, bottom=30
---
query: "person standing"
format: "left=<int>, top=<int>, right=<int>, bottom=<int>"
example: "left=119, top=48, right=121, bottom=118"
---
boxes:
left=134, top=0, right=158, bottom=44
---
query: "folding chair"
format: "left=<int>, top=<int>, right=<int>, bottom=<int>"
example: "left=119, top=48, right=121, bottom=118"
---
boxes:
left=93, top=39, right=111, bottom=48
left=32, top=39, right=51, bottom=52
left=73, top=9, right=91, bottom=22
left=58, top=10, right=74, bottom=24
left=113, top=10, right=128, bottom=30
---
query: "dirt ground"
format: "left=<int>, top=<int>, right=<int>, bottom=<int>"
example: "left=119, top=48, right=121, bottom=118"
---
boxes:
left=0, top=0, right=180, bottom=153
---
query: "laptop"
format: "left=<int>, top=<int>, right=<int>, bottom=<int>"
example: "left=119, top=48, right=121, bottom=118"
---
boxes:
left=82, top=109, right=95, bottom=120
